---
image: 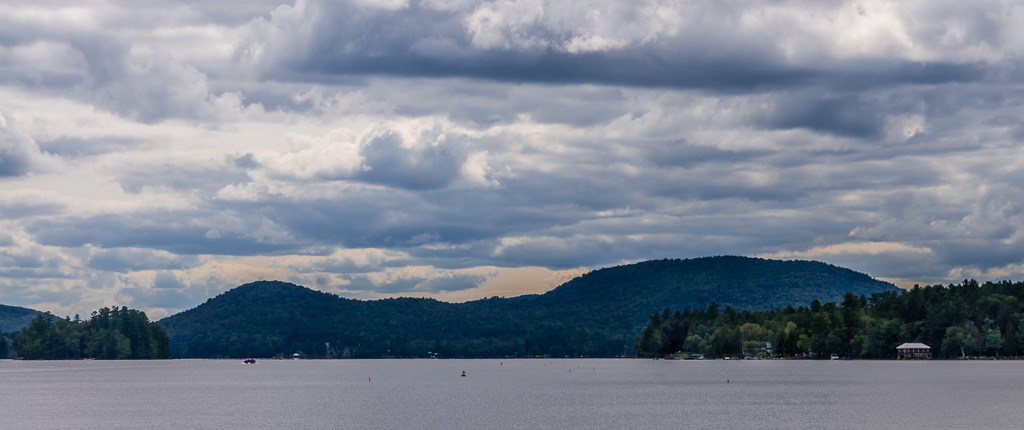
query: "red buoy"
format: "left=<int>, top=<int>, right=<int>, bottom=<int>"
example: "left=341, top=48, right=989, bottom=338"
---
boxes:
left=461, top=371, right=466, bottom=377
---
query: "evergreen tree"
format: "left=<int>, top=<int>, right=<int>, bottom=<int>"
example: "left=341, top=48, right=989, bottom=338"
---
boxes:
left=12, top=307, right=169, bottom=360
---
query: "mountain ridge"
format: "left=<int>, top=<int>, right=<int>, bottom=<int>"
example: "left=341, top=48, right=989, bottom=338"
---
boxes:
left=0, top=304, right=43, bottom=333
left=159, top=256, right=899, bottom=358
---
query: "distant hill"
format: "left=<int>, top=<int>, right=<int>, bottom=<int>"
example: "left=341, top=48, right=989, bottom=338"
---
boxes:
left=0, top=304, right=42, bottom=333
left=159, top=256, right=899, bottom=358
left=537, top=256, right=897, bottom=322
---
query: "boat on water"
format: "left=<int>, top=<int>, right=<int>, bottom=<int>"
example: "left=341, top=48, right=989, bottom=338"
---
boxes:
left=830, top=354, right=839, bottom=360
left=244, top=358, right=256, bottom=364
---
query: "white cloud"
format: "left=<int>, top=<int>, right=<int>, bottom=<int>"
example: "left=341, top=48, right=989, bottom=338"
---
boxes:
left=264, top=130, right=366, bottom=181
left=3, top=0, right=1024, bottom=317
left=350, top=0, right=410, bottom=10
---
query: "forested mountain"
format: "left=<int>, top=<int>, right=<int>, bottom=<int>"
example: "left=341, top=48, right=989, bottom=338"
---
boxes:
left=160, top=256, right=899, bottom=358
left=532, top=256, right=896, bottom=332
left=0, top=304, right=41, bottom=333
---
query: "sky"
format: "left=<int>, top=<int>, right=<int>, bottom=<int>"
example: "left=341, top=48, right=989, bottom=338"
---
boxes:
left=2, top=0, right=1024, bottom=319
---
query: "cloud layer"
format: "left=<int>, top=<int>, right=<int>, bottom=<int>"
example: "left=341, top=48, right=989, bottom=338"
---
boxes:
left=2, top=0, right=1024, bottom=318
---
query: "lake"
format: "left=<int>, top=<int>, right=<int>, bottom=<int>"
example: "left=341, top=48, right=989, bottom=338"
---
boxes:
left=1, top=359, right=1022, bottom=429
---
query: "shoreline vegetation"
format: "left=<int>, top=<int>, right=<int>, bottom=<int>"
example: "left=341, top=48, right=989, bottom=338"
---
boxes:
left=635, top=280, right=1024, bottom=360
left=0, top=307, right=169, bottom=360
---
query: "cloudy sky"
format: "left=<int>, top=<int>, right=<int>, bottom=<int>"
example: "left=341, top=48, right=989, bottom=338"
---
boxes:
left=2, top=0, right=1023, bottom=318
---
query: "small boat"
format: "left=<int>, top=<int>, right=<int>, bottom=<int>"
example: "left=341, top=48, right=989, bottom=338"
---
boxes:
left=830, top=354, right=839, bottom=360
left=244, top=358, right=256, bottom=364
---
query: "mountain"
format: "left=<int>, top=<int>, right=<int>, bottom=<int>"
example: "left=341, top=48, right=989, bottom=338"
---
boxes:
left=159, top=256, right=899, bottom=358
left=537, top=256, right=896, bottom=316
left=0, top=304, right=42, bottom=333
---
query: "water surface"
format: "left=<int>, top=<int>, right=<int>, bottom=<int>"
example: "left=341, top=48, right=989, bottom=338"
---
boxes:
left=2, top=359, right=1021, bottom=429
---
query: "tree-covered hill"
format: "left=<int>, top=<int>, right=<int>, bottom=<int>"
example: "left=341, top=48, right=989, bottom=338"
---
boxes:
left=159, top=256, right=899, bottom=358
left=535, top=256, right=898, bottom=334
left=0, top=303, right=42, bottom=333
left=159, top=280, right=536, bottom=358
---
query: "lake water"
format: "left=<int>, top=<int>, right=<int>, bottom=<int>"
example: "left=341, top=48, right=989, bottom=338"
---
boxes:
left=2, top=359, right=1022, bottom=429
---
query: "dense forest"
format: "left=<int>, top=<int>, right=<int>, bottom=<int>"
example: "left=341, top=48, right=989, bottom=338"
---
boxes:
left=0, top=334, right=10, bottom=359
left=635, top=279, right=1024, bottom=359
left=159, top=257, right=898, bottom=358
left=10, top=306, right=169, bottom=360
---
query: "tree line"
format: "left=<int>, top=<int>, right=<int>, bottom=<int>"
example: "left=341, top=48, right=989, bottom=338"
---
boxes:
left=5, top=306, right=169, bottom=360
left=635, top=279, right=1024, bottom=359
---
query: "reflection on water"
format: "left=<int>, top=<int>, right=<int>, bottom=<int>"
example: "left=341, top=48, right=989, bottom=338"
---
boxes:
left=1, top=359, right=1022, bottom=429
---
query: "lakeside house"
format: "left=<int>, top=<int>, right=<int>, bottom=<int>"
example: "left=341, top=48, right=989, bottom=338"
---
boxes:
left=896, top=343, right=932, bottom=359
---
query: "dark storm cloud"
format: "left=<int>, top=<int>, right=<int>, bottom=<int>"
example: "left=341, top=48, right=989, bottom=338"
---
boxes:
left=0, top=130, right=37, bottom=177
left=865, top=183, right=1024, bottom=274
left=640, top=141, right=766, bottom=170
left=293, top=49, right=804, bottom=90
left=0, top=241, right=81, bottom=281
left=0, top=280, right=80, bottom=307
left=417, top=273, right=487, bottom=293
left=36, top=135, right=149, bottom=159
left=0, top=14, right=124, bottom=92
left=251, top=187, right=568, bottom=250
left=306, top=79, right=628, bottom=128
left=115, top=159, right=252, bottom=194
left=312, top=257, right=391, bottom=275
left=270, top=39, right=988, bottom=91
left=87, top=248, right=198, bottom=273
left=243, top=1, right=990, bottom=92
left=343, top=275, right=421, bottom=294
left=208, top=170, right=649, bottom=270
left=0, top=199, right=65, bottom=220
left=934, top=241, right=1024, bottom=270
left=343, top=272, right=486, bottom=294
left=28, top=212, right=296, bottom=256
left=231, top=153, right=261, bottom=169
left=355, top=129, right=467, bottom=190
left=763, top=94, right=886, bottom=139
left=152, top=271, right=187, bottom=290
left=0, top=248, right=52, bottom=271
left=246, top=160, right=868, bottom=271
left=0, top=6, right=223, bottom=123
